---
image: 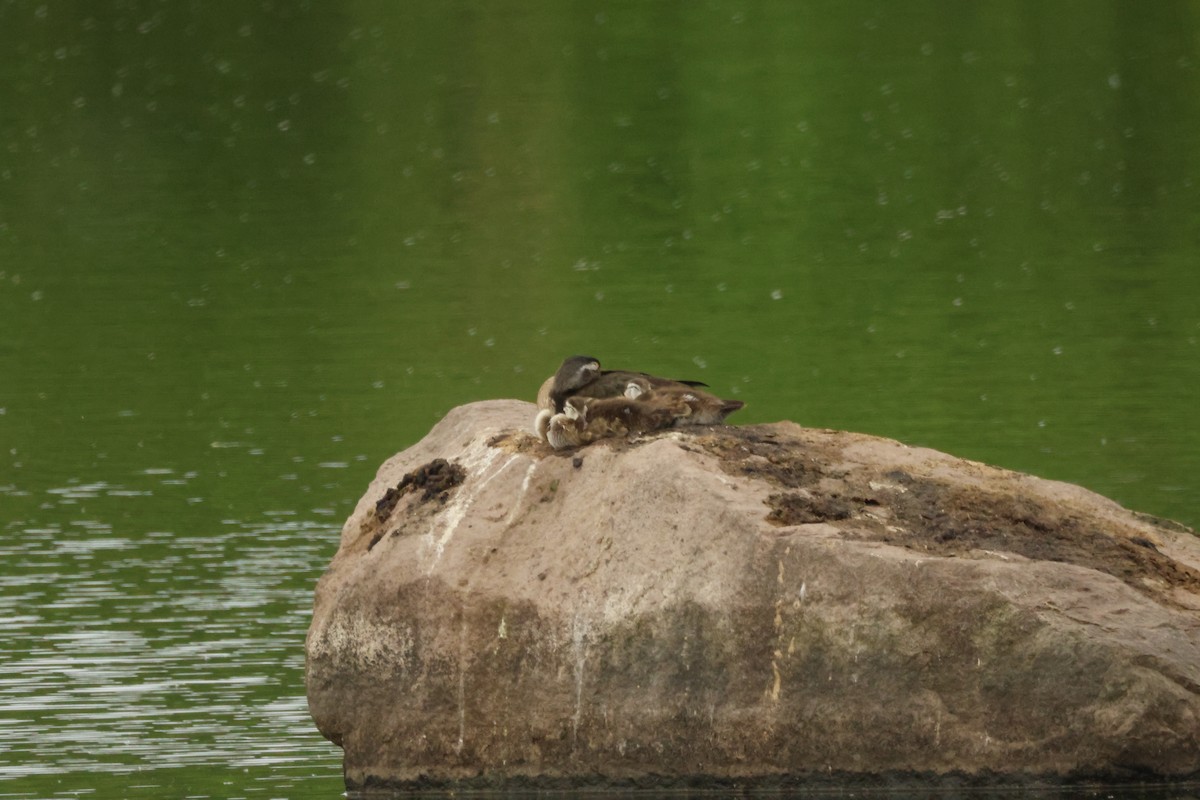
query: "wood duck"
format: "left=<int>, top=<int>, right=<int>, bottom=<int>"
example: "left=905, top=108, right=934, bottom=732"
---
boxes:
left=533, top=355, right=744, bottom=448
left=546, top=355, right=601, bottom=412
left=545, top=355, right=707, bottom=412
left=535, top=376, right=556, bottom=410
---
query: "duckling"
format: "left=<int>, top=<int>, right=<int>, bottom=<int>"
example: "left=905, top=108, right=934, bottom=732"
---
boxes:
left=538, top=387, right=744, bottom=449
left=535, top=356, right=596, bottom=437
left=540, top=398, right=587, bottom=449
left=650, top=385, right=745, bottom=425
left=534, top=406, right=554, bottom=439
left=544, top=394, right=683, bottom=449
left=543, top=400, right=586, bottom=450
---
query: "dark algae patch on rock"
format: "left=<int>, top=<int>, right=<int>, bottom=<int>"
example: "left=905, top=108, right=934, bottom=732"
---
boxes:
left=693, top=424, right=830, bottom=489
left=363, top=458, right=466, bottom=550
left=692, top=422, right=1200, bottom=607
left=862, top=472, right=1200, bottom=606
left=767, top=491, right=856, bottom=525
left=384, top=457, right=466, bottom=507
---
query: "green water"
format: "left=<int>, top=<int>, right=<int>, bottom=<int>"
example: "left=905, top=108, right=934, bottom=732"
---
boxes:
left=2, top=2, right=1198, bottom=797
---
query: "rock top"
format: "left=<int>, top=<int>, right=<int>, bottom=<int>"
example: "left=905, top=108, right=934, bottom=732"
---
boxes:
left=305, top=400, right=1200, bottom=791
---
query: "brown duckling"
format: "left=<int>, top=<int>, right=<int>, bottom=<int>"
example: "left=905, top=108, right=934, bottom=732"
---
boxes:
left=543, top=394, right=684, bottom=449
left=543, top=386, right=745, bottom=449
left=649, top=385, right=745, bottom=426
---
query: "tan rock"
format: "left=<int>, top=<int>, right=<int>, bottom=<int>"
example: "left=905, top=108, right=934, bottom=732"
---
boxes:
left=305, top=400, right=1200, bottom=790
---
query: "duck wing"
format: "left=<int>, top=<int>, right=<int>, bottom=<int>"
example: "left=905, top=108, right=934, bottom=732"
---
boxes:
left=549, top=360, right=709, bottom=411
left=596, top=370, right=709, bottom=392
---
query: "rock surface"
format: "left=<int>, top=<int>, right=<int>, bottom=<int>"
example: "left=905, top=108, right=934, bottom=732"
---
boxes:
left=305, top=400, right=1200, bottom=790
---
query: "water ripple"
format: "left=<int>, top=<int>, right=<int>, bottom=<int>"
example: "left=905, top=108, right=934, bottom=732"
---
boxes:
left=0, top=467, right=343, bottom=795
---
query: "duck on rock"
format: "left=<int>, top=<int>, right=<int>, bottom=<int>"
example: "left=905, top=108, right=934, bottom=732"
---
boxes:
left=534, top=355, right=744, bottom=450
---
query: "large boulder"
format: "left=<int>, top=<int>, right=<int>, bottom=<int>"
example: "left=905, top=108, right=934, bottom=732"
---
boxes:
left=305, top=400, right=1200, bottom=791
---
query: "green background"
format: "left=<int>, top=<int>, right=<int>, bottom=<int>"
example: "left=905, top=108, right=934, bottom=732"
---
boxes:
left=2, top=2, right=1197, bottom=796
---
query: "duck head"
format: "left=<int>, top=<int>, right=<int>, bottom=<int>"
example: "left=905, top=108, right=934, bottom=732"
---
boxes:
left=549, top=355, right=601, bottom=411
